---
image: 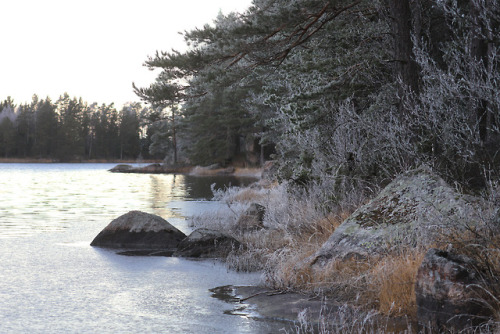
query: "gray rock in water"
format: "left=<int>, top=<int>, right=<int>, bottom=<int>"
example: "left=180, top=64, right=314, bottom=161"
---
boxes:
left=108, top=164, right=133, bottom=173
left=312, top=166, right=481, bottom=265
left=415, top=248, right=492, bottom=331
left=173, top=228, right=240, bottom=258
left=90, top=211, right=186, bottom=250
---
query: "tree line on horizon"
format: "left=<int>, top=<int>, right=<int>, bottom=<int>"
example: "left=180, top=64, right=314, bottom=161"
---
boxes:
left=0, top=94, right=158, bottom=161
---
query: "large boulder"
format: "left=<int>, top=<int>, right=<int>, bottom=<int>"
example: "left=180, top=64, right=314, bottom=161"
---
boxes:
left=173, top=228, right=240, bottom=258
left=234, top=203, right=266, bottom=232
left=312, top=167, right=480, bottom=265
left=415, top=248, right=492, bottom=331
left=90, top=211, right=186, bottom=250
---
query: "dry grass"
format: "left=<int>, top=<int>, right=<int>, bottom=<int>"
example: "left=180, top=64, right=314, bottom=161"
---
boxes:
left=226, top=187, right=268, bottom=203
left=370, top=250, right=425, bottom=318
left=191, top=176, right=500, bottom=332
left=272, top=248, right=425, bottom=320
left=262, top=211, right=353, bottom=291
left=197, top=181, right=444, bottom=324
left=233, top=167, right=263, bottom=178
left=262, top=207, right=426, bottom=320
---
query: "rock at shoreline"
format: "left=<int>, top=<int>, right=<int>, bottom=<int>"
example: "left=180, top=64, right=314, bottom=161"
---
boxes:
left=415, top=248, right=492, bottom=331
left=234, top=203, right=266, bottom=232
left=90, top=211, right=186, bottom=250
left=108, top=163, right=192, bottom=174
left=210, top=285, right=413, bottom=332
left=173, top=228, right=240, bottom=258
left=135, top=163, right=164, bottom=173
left=312, top=167, right=480, bottom=265
left=216, top=166, right=235, bottom=175
left=189, top=165, right=236, bottom=176
left=109, top=164, right=134, bottom=172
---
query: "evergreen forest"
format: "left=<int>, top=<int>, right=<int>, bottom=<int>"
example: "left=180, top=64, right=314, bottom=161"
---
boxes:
left=1, top=0, right=498, bottom=195
left=135, top=0, right=499, bottom=194
left=0, top=94, right=155, bottom=161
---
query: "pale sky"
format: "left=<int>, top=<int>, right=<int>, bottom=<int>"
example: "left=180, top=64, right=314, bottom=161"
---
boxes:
left=0, top=0, right=252, bottom=108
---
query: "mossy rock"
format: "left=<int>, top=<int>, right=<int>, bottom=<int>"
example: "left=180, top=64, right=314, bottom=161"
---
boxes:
left=313, top=166, right=482, bottom=265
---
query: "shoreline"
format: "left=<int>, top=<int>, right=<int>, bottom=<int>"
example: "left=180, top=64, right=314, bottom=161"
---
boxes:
left=109, top=163, right=263, bottom=178
left=210, top=285, right=415, bottom=332
left=0, top=158, right=162, bottom=164
left=0, top=159, right=264, bottom=179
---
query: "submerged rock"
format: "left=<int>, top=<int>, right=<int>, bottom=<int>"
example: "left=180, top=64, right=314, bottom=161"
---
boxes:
left=415, top=248, right=492, bottom=331
left=90, top=211, right=186, bottom=250
left=116, top=249, right=176, bottom=257
left=312, top=166, right=480, bottom=265
left=173, top=228, right=240, bottom=258
left=108, top=164, right=133, bottom=173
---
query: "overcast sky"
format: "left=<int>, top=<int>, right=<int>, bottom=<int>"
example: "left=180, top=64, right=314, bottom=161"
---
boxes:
left=0, top=0, right=252, bottom=108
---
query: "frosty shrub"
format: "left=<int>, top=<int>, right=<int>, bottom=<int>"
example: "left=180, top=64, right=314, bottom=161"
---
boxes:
left=409, top=0, right=500, bottom=188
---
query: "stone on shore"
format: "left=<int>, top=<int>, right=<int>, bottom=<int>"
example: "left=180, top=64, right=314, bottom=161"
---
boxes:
left=90, top=210, right=186, bottom=250
left=173, top=228, right=240, bottom=258
left=312, top=166, right=480, bottom=265
left=135, top=163, right=164, bottom=173
left=415, top=248, right=492, bottom=331
left=216, top=166, right=235, bottom=175
left=108, top=164, right=134, bottom=173
left=234, top=203, right=266, bottom=232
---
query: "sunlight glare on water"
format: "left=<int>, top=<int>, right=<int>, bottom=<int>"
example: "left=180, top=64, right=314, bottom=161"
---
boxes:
left=0, top=163, right=282, bottom=333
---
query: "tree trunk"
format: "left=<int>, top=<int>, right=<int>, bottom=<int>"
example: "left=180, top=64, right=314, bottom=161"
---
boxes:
left=170, top=105, right=177, bottom=165
left=388, top=0, right=419, bottom=102
left=470, top=0, right=490, bottom=142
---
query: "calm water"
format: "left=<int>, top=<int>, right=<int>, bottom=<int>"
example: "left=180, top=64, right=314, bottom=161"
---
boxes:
left=0, top=164, right=283, bottom=333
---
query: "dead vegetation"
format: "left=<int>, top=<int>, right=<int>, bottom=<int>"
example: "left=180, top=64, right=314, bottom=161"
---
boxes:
left=190, top=179, right=500, bottom=332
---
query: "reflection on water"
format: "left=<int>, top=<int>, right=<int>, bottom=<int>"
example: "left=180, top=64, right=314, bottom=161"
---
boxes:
left=0, top=164, right=283, bottom=333
left=0, top=163, right=256, bottom=238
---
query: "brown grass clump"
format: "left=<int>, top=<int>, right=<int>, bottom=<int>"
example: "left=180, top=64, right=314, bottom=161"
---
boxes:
left=312, top=257, right=374, bottom=300
left=295, top=211, right=348, bottom=245
left=226, top=229, right=291, bottom=272
left=228, top=187, right=267, bottom=203
left=263, top=211, right=352, bottom=291
left=233, top=167, right=263, bottom=178
left=370, top=250, right=425, bottom=318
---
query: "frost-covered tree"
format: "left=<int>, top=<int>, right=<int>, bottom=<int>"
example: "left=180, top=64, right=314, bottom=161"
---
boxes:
left=407, top=0, right=500, bottom=188
left=138, top=0, right=499, bottom=192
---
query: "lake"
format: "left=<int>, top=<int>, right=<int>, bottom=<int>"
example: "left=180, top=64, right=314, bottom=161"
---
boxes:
left=0, top=163, right=286, bottom=333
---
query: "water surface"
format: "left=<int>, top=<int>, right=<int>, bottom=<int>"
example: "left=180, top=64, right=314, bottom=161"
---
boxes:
left=0, top=163, right=283, bottom=333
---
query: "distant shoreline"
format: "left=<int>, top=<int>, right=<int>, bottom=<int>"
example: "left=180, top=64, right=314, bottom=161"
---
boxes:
left=0, top=158, right=161, bottom=164
left=0, top=158, right=263, bottom=178
left=109, top=163, right=263, bottom=178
